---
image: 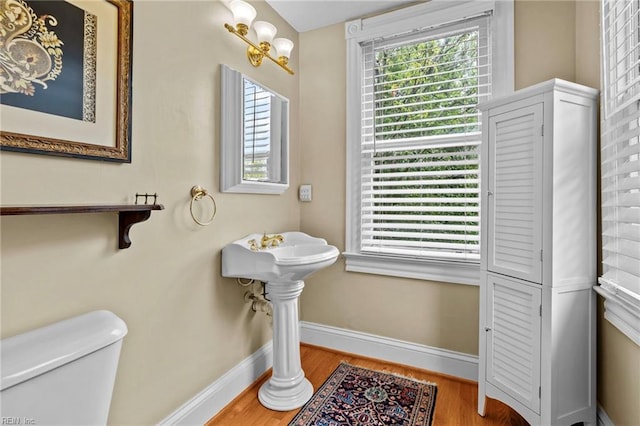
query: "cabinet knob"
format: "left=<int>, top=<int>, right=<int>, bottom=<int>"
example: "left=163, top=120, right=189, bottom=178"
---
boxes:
left=485, top=327, right=492, bottom=332
left=487, top=191, right=493, bottom=197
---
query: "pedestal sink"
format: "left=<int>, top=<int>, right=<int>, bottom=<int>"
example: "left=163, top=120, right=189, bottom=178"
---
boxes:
left=221, top=232, right=339, bottom=411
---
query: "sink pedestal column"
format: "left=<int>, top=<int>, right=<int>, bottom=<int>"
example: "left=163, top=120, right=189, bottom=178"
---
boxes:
left=259, top=280, right=313, bottom=411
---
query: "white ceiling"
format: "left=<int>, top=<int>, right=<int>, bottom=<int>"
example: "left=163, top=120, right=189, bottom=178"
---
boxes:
left=264, top=0, right=417, bottom=33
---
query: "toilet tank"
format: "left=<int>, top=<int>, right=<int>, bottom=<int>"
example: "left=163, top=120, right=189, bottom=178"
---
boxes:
left=0, top=310, right=128, bottom=426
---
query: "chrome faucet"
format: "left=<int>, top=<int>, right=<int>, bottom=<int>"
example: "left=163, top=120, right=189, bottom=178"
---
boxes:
left=261, top=233, right=284, bottom=248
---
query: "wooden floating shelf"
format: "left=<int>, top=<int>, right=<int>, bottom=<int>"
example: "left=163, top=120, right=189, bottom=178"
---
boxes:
left=0, top=204, right=164, bottom=250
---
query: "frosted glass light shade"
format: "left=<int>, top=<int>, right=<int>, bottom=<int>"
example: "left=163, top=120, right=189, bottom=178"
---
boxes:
left=254, top=21, right=277, bottom=44
left=229, top=0, right=256, bottom=27
left=273, top=38, right=294, bottom=59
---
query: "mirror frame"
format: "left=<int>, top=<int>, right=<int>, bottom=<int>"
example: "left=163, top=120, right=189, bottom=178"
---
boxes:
left=220, top=65, right=290, bottom=194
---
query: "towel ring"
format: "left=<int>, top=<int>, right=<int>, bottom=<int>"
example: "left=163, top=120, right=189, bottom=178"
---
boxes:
left=190, top=185, right=217, bottom=226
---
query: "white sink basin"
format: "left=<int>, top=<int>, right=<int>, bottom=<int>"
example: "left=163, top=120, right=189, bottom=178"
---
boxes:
left=222, top=231, right=339, bottom=282
left=222, top=232, right=339, bottom=411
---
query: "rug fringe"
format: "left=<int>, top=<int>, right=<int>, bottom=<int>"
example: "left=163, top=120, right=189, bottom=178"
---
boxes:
left=338, top=361, right=438, bottom=387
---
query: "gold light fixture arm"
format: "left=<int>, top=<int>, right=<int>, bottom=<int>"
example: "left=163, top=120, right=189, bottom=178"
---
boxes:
left=224, top=23, right=295, bottom=75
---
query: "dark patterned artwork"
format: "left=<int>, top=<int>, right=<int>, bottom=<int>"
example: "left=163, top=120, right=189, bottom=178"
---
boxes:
left=0, top=0, right=97, bottom=122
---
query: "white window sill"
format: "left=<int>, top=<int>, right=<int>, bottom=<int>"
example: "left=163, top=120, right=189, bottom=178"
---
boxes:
left=343, top=252, right=480, bottom=286
left=594, top=280, right=640, bottom=346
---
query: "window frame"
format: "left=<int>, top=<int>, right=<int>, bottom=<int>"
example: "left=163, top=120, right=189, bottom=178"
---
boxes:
left=344, top=0, right=514, bottom=286
left=595, top=0, right=640, bottom=346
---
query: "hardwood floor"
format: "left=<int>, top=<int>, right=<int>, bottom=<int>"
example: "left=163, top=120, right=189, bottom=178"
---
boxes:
left=207, top=344, right=529, bottom=425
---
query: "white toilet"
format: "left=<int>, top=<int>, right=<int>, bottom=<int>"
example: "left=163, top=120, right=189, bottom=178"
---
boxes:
left=0, top=310, right=128, bottom=425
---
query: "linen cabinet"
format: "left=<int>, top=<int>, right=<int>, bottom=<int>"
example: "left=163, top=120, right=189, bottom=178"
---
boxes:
left=477, top=79, right=598, bottom=426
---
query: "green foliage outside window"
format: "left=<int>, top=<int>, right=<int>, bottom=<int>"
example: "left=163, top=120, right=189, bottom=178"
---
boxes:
left=368, top=30, right=482, bottom=252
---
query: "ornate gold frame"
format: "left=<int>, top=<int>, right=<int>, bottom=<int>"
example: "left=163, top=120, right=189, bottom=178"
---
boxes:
left=0, top=0, right=133, bottom=162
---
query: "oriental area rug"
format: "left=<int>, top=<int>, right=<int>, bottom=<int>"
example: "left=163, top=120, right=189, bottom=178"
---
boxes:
left=289, top=362, right=438, bottom=426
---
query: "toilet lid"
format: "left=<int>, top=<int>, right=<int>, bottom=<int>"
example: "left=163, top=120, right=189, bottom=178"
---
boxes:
left=1, top=310, right=128, bottom=390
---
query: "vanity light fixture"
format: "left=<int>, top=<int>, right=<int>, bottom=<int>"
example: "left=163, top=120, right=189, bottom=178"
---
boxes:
left=224, top=0, right=295, bottom=75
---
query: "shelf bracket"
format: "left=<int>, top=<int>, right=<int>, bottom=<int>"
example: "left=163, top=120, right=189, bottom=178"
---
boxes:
left=118, top=210, right=153, bottom=249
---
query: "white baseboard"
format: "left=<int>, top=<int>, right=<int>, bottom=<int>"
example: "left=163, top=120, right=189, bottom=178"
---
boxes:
left=157, top=324, right=613, bottom=426
left=157, top=341, right=273, bottom=426
left=597, top=405, right=615, bottom=426
left=299, top=321, right=478, bottom=381
left=159, top=322, right=479, bottom=425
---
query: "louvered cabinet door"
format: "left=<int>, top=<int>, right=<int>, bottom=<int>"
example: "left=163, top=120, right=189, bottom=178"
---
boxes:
left=486, top=104, right=544, bottom=283
left=486, top=273, right=541, bottom=414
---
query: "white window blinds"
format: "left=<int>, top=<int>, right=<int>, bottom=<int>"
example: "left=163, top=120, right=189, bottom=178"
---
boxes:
left=243, top=79, right=272, bottom=181
left=358, top=15, right=491, bottom=262
left=600, top=0, right=640, bottom=297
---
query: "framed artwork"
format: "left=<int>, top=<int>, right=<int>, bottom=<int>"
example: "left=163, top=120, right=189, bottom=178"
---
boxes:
left=0, top=0, right=133, bottom=162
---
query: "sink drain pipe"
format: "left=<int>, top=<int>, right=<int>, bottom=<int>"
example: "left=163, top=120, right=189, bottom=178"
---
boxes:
left=237, top=278, right=273, bottom=317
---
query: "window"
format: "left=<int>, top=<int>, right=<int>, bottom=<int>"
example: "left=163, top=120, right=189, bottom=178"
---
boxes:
left=596, top=0, right=640, bottom=345
left=345, top=0, right=513, bottom=285
left=244, top=79, right=273, bottom=181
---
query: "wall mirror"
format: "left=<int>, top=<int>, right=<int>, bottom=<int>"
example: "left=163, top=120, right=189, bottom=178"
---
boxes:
left=220, top=65, right=289, bottom=194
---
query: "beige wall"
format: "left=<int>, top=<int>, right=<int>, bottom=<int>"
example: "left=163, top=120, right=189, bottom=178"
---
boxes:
left=598, top=301, right=640, bottom=425
left=514, top=0, right=576, bottom=88
left=0, top=1, right=298, bottom=424
left=299, top=1, right=639, bottom=425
